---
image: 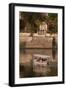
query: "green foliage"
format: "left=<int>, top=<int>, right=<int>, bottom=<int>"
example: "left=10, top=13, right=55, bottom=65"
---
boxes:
left=20, top=12, right=58, bottom=34
left=47, top=13, right=58, bottom=34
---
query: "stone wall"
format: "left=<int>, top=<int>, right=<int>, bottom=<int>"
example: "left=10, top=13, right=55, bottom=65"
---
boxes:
left=20, top=33, right=57, bottom=49
left=25, top=36, right=53, bottom=48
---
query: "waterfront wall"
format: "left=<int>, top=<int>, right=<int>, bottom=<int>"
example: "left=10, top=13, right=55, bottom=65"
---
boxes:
left=25, top=36, right=52, bottom=48
left=20, top=33, right=57, bottom=49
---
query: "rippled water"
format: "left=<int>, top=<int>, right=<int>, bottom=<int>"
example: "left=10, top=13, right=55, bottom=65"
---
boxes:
left=19, top=49, right=58, bottom=78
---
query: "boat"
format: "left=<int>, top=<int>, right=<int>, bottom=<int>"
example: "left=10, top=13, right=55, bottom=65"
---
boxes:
left=33, top=54, right=50, bottom=67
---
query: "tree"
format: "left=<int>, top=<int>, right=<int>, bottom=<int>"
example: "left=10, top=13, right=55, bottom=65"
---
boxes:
left=47, top=13, right=58, bottom=34
left=20, top=12, right=58, bottom=35
left=20, top=12, right=48, bottom=34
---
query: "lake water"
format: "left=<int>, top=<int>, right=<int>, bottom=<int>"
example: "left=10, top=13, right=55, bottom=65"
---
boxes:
left=19, top=49, right=58, bottom=78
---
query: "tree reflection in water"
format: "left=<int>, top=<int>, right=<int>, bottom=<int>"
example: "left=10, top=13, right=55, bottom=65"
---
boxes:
left=52, top=48, right=57, bottom=60
left=52, top=36, right=57, bottom=60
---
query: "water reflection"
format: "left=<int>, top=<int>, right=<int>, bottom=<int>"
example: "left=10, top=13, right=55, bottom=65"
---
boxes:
left=20, top=49, right=58, bottom=78
left=52, top=48, right=57, bottom=60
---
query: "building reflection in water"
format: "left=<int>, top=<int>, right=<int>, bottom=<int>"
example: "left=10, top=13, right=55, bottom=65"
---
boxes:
left=20, top=49, right=58, bottom=78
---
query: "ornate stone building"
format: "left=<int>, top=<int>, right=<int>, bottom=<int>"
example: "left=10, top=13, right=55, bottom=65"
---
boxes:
left=38, top=22, right=47, bottom=36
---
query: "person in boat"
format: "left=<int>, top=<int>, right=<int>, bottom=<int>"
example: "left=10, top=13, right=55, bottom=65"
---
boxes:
left=37, top=57, right=47, bottom=62
left=37, top=57, right=42, bottom=62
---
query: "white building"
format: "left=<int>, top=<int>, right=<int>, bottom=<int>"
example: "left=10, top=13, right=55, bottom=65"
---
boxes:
left=38, top=22, right=47, bottom=36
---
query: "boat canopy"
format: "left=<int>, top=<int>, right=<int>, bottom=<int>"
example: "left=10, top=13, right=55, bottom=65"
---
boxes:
left=33, top=54, right=50, bottom=59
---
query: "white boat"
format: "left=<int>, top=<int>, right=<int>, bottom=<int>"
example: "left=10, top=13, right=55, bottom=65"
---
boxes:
left=33, top=54, right=50, bottom=67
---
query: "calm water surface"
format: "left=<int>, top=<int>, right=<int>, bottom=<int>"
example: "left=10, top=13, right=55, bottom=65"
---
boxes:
left=19, top=49, right=58, bottom=78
